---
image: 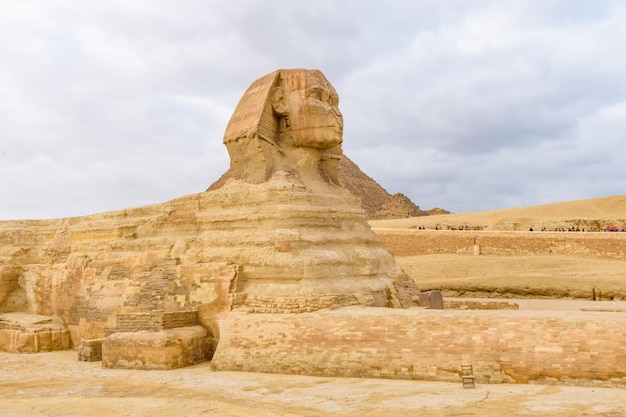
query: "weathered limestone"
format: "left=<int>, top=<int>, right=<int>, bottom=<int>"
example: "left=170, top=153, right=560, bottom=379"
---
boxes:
left=213, top=68, right=418, bottom=311
left=374, top=229, right=626, bottom=258
left=0, top=69, right=419, bottom=365
left=0, top=266, right=22, bottom=307
left=100, top=310, right=214, bottom=369
left=77, top=338, right=104, bottom=362
left=418, top=290, right=444, bottom=309
left=102, top=326, right=211, bottom=370
left=211, top=307, right=626, bottom=387
left=0, top=312, right=71, bottom=353
left=223, top=69, right=343, bottom=188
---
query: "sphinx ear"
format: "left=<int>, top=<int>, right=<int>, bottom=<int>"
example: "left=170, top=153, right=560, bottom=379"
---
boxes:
left=271, top=87, right=290, bottom=128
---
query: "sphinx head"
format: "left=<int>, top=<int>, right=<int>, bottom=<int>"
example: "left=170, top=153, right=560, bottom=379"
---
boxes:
left=223, top=69, right=343, bottom=185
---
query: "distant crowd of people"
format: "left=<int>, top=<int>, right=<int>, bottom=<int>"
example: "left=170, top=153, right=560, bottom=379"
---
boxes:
left=529, top=226, right=625, bottom=232
left=530, top=226, right=594, bottom=232
left=416, top=225, right=480, bottom=230
left=413, top=225, right=625, bottom=232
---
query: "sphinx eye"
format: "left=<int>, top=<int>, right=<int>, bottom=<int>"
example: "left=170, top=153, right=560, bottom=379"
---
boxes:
left=330, top=93, right=339, bottom=107
left=306, top=88, right=322, bottom=100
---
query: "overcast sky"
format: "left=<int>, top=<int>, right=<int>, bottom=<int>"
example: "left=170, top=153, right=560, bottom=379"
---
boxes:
left=1, top=1, right=625, bottom=220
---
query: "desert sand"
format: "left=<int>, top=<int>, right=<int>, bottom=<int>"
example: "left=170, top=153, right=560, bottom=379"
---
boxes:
left=396, top=253, right=626, bottom=299
left=2, top=350, right=626, bottom=417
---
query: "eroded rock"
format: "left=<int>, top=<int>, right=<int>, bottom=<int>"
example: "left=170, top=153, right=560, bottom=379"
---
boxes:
left=0, top=69, right=420, bottom=367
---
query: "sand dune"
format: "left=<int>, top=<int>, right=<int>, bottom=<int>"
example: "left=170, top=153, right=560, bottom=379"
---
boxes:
left=371, top=194, right=626, bottom=231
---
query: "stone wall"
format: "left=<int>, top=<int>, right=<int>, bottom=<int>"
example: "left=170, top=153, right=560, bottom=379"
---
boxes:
left=115, top=311, right=199, bottom=332
left=444, top=299, right=519, bottom=310
left=211, top=307, right=626, bottom=388
left=373, top=229, right=626, bottom=259
left=240, top=294, right=360, bottom=313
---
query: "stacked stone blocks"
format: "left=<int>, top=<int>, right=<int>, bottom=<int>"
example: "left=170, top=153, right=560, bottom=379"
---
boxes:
left=116, top=311, right=199, bottom=332
left=102, top=310, right=213, bottom=370
left=375, top=230, right=626, bottom=259
left=211, top=307, right=626, bottom=388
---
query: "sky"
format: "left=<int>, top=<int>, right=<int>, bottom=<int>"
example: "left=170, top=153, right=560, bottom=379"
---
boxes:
left=1, top=0, right=625, bottom=220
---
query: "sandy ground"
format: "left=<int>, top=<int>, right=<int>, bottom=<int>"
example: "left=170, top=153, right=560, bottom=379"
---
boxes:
left=396, top=253, right=626, bottom=299
left=1, top=351, right=625, bottom=417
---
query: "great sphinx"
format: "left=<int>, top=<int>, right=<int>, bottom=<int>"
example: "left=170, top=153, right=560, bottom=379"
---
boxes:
left=0, top=69, right=419, bottom=368
left=211, top=68, right=419, bottom=310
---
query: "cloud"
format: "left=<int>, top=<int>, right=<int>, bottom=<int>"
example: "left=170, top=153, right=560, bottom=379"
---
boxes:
left=1, top=0, right=625, bottom=219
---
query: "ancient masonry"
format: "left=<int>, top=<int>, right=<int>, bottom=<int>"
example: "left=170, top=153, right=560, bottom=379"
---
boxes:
left=374, top=229, right=626, bottom=259
left=2, top=69, right=626, bottom=386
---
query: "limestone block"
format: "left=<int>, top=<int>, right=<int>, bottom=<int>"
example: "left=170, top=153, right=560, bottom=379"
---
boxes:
left=77, top=338, right=104, bottom=361
left=115, top=310, right=200, bottom=332
left=419, top=290, right=444, bottom=309
left=0, top=312, right=71, bottom=353
left=101, top=325, right=213, bottom=370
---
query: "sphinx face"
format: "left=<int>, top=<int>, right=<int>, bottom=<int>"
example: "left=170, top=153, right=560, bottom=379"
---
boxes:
left=221, top=69, right=345, bottom=184
left=281, top=70, right=343, bottom=150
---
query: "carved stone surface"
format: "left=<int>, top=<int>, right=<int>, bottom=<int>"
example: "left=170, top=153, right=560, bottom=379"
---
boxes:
left=0, top=312, right=71, bottom=353
left=0, top=69, right=419, bottom=359
left=224, top=69, right=343, bottom=188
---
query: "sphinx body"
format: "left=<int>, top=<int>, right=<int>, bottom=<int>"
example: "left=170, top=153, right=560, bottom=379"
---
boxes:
left=0, top=69, right=419, bottom=363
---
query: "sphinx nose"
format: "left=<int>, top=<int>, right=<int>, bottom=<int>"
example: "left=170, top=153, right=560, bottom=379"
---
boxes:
left=330, top=108, right=343, bottom=128
left=335, top=114, right=344, bottom=130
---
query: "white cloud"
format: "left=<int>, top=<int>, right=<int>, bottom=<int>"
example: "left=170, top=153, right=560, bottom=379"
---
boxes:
left=1, top=0, right=625, bottom=218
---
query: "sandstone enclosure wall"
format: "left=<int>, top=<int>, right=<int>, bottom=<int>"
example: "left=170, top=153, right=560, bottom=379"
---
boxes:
left=373, top=229, right=626, bottom=258
left=211, top=307, right=626, bottom=388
